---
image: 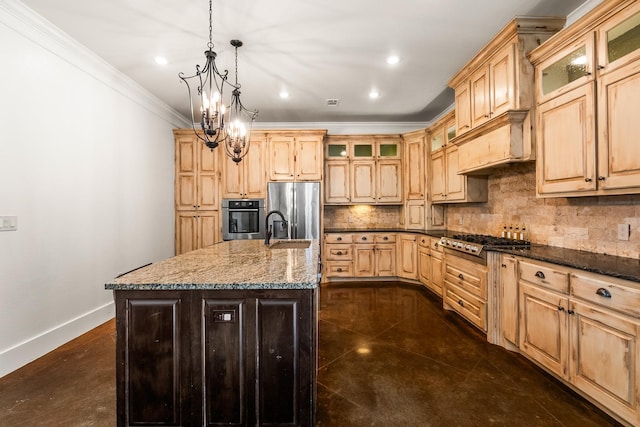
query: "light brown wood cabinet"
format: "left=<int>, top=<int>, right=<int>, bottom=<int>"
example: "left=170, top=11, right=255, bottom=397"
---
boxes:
left=268, top=131, right=325, bottom=181
left=516, top=256, right=640, bottom=426
left=499, top=254, right=519, bottom=347
left=175, top=210, right=220, bottom=255
left=531, top=0, right=640, bottom=197
left=430, top=112, right=487, bottom=204
left=174, top=130, right=223, bottom=255
left=417, top=236, right=444, bottom=296
left=221, top=133, right=267, bottom=198
left=324, top=135, right=402, bottom=205
left=449, top=17, right=564, bottom=174
left=353, top=233, right=396, bottom=277
left=403, top=132, right=426, bottom=200
left=443, top=253, right=488, bottom=331
left=174, top=130, right=219, bottom=211
left=396, top=233, right=418, bottom=280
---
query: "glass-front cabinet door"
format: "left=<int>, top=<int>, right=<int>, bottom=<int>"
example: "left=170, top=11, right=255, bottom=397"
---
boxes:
left=598, top=3, right=640, bottom=73
left=537, top=35, right=594, bottom=103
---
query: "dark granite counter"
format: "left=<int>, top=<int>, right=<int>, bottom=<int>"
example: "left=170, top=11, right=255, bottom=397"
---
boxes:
left=495, top=245, right=640, bottom=283
left=105, top=239, right=321, bottom=290
left=323, top=228, right=640, bottom=283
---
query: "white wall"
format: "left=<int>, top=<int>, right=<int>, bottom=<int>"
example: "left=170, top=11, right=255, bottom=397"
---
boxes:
left=0, top=1, right=189, bottom=377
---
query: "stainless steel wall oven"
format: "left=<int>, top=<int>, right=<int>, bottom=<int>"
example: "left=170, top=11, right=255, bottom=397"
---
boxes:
left=221, top=199, right=266, bottom=240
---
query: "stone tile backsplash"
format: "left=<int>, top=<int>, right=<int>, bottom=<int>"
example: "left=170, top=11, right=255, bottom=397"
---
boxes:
left=446, top=162, right=640, bottom=258
left=323, top=162, right=640, bottom=258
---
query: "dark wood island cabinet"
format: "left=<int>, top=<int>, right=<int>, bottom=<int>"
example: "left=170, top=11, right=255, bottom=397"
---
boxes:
left=106, top=240, right=320, bottom=427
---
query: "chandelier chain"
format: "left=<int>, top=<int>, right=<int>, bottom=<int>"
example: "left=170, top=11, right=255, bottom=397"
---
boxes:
left=207, top=0, right=213, bottom=49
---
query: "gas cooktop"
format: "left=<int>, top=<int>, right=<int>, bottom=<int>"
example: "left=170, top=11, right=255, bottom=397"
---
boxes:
left=439, top=233, right=530, bottom=257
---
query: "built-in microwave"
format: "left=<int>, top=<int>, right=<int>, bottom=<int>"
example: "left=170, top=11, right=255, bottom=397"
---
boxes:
left=221, top=199, right=266, bottom=241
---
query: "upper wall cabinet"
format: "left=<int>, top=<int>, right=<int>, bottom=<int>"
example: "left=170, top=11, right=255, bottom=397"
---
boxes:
left=448, top=17, right=565, bottom=175
left=267, top=130, right=326, bottom=181
left=221, top=133, right=267, bottom=199
left=324, top=135, right=403, bottom=205
left=530, top=0, right=640, bottom=197
left=429, top=111, right=488, bottom=204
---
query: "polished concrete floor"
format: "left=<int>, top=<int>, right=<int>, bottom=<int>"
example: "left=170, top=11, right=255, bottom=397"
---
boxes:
left=0, top=283, right=622, bottom=426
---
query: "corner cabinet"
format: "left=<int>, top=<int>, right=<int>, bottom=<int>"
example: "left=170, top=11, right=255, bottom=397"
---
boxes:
left=429, top=112, right=488, bottom=204
left=530, top=0, right=640, bottom=197
left=114, top=289, right=317, bottom=427
left=268, top=131, right=326, bottom=181
left=324, top=135, right=402, bottom=205
left=174, top=130, right=222, bottom=255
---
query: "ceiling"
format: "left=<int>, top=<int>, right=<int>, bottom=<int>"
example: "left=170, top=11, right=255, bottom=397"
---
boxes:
left=22, top=0, right=587, bottom=124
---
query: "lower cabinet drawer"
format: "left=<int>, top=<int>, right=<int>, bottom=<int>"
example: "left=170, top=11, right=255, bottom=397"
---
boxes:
left=444, top=281, right=487, bottom=331
left=324, top=261, right=353, bottom=277
left=519, top=259, right=569, bottom=293
left=325, top=244, right=353, bottom=261
left=570, top=271, right=640, bottom=318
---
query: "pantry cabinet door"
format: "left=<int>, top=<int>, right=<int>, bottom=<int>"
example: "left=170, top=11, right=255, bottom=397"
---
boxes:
left=597, top=61, right=640, bottom=190
left=537, top=83, right=596, bottom=195
left=176, top=213, right=197, bottom=255
left=175, top=137, right=197, bottom=210
left=198, top=143, right=219, bottom=210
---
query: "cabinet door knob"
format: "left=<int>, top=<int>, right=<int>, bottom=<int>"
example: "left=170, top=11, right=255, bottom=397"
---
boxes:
left=458, top=300, right=464, bottom=307
left=558, top=306, right=565, bottom=312
left=597, top=65, right=605, bottom=70
left=585, top=178, right=592, bottom=182
left=584, top=72, right=592, bottom=76
left=598, top=176, right=606, bottom=181
left=501, top=264, right=507, bottom=268
left=568, top=309, right=575, bottom=315
left=458, top=273, right=464, bottom=280
left=535, top=271, right=545, bottom=279
left=596, top=288, right=611, bottom=298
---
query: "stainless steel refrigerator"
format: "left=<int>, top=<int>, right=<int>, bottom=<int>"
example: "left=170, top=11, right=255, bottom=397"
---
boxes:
left=267, top=182, right=321, bottom=240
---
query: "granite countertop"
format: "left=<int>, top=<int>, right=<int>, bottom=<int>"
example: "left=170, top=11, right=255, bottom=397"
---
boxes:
left=324, top=228, right=640, bottom=283
left=105, top=239, right=320, bottom=291
left=495, top=245, right=640, bottom=283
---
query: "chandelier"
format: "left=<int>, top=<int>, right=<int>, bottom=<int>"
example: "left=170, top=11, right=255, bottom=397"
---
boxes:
left=178, top=0, right=258, bottom=163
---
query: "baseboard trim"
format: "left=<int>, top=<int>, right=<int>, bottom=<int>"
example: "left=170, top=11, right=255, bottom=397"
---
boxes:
left=0, top=302, right=115, bottom=378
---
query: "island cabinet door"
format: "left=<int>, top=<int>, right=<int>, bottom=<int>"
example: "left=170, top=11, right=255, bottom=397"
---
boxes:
left=198, top=297, right=251, bottom=427
left=114, top=291, right=192, bottom=427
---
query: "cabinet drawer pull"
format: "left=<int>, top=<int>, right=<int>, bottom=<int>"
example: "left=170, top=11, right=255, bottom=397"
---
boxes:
left=362, top=236, right=367, bottom=241
left=337, top=237, right=342, bottom=241
left=535, top=271, right=545, bottom=279
left=421, top=239, right=426, bottom=244
left=501, top=264, right=507, bottom=268
left=596, top=288, right=611, bottom=298
left=383, top=236, right=388, bottom=241
left=336, top=251, right=342, bottom=255
left=337, top=267, right=343, bottom=272
left=458, top=300, right=464, bottom=307
left=458, top=273, right=464, bottom=280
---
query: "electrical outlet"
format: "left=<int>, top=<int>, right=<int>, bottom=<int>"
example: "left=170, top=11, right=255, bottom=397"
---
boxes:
left=617, top=224, right=630, bottom=241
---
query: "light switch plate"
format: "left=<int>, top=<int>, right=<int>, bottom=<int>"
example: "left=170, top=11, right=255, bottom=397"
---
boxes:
left=617, top=223, right=630, bottom=241
left=0, top=216, right=17, bottom=232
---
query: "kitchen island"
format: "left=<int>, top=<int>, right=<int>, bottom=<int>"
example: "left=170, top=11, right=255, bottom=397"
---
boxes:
left=105, top=239, right=320, bottom=427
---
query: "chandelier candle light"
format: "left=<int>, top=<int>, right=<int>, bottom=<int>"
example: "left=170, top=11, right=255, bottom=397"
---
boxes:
left=178, top=0, right=258, bottom=163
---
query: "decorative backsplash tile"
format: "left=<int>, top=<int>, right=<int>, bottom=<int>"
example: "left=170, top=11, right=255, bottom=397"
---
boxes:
left=324, top=205, right=402, bottom=229
left=446, top=162, right=640, bottom=258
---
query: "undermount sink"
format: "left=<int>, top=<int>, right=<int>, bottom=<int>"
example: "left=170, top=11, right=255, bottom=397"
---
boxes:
left=268, top=240, right=311, bottom=249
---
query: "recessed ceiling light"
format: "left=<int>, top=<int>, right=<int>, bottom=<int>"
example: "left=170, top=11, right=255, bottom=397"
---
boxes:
left=369, top=90, right=380, bottom=99
left=279, top=91, right=289, bottom=99
left=154, top=56, right=168, bottom=65
left=386, top=55, right=400, bottom=65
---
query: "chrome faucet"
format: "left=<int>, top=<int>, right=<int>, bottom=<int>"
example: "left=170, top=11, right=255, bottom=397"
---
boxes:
left=265, top=210, right=287, bottom=245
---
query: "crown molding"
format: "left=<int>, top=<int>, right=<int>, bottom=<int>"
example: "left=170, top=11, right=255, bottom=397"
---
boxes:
left=0, top=0, right=190, bottom=128
left=566, top=0, right=604, bottom=26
